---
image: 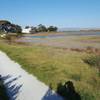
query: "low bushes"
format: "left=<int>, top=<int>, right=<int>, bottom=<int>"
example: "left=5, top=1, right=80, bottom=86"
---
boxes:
left=84, top=55, right=100, bottom=71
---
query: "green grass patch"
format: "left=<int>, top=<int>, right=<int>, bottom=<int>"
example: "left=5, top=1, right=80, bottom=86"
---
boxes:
left=0, top=42, right=100, bottom=100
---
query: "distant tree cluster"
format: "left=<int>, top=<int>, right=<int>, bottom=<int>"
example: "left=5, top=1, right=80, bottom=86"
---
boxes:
left=26, top=24, right=58, bottom=34
left=0, top=20, right=58, bottom=34
left=47, top=26, right=58, bottom=32
left=0, top=20, right=22, bottom=33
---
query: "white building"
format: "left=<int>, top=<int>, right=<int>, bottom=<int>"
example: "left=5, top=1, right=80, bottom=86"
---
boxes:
left=22, top=27, right=31, bottom=33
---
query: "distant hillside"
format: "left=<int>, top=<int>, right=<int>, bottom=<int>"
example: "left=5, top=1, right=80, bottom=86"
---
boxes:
left=58, top=28, right=100, bottom=32
left=80, top=29, right=100, bottom=32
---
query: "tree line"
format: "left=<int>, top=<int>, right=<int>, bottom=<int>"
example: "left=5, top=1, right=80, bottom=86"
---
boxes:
left=0, top=20, right=22, bottom=33
left=0, top=20, right=58, bottom=34
left=28, top=24, right=58, bottom=33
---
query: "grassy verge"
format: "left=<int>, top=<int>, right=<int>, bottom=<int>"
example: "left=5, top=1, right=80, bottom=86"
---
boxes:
left=0, top=42, right=100, bottom=100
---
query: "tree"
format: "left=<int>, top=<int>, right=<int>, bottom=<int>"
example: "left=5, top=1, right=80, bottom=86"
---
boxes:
left=15, top=25, right=22, bottom=33
left=30, top=27, right=37, bottom=34
left=37, top=24, right=47, bottom=32
left=0, top=20, right=22, bottom=33
left=25, top=26, right=30, bottom=29
left=48, top=26, right=58, bottom=32
left=0, top=20, right=11, bottom=33
left=0, top=20, right=11, bottom=25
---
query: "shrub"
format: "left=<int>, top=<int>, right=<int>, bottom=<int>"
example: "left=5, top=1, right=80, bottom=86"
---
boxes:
left=84, top=55, right=100, bottom=71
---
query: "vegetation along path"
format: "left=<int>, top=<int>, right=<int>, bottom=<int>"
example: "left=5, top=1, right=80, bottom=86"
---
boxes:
left=0, top=51, right=62, bottom=100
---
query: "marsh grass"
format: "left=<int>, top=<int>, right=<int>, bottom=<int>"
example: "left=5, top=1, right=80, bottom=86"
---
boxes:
left=0, top=42, right=100, bottom=100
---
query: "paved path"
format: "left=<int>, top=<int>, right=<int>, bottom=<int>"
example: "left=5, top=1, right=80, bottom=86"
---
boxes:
left=0, top=51, right=63, bottom=100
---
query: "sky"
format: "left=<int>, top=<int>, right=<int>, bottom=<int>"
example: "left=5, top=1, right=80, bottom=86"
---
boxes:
left=0, top=0, right=100, bottom=28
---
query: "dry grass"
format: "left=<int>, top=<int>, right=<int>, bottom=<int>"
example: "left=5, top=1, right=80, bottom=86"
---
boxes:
left=0, top=42, right=100, bottom=100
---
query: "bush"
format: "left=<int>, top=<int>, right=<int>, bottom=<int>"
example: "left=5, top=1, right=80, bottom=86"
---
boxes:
left=84, top=55, right=100, bottom=71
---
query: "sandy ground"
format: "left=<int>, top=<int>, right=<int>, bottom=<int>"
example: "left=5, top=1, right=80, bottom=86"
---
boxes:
left=0, top=51, right=63, bottom=100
